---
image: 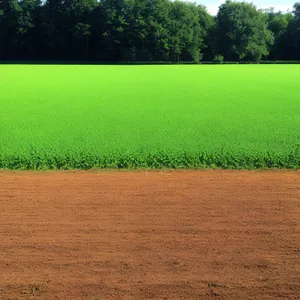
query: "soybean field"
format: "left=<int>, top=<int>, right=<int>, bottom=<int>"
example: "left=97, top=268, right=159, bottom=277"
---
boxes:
left=0, top=65, right=299, bottom=170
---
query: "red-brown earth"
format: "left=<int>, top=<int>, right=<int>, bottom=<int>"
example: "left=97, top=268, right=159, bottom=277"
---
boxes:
left=0, top=170, right=300, bottom=299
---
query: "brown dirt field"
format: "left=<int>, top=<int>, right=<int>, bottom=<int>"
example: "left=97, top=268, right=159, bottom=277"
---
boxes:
left=0, top=170, right=300, bottom=300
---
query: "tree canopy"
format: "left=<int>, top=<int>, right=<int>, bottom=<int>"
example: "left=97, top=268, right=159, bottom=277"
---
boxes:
left=0, top=0, right=299, bottom=62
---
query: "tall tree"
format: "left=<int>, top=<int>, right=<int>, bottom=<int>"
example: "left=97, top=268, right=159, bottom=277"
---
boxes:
left=280, top=3, right=300, bottom=60
left=40, top=0, right=65, bottom=59
left=0, top=0, right=300, bottom=62
left=0, top=0, right=23, bottom=59
left=168, top=1, right=208, bottom=62
left=99, top=0, right=128, bottom=61
left=264, top=9, right=293, bottom=59
left=125, top=0, right=170, bottom=61
left=197, top=5, right=216, bottom=61
left=16, top=0, right=41, bottom=59
left=61, top=0, right=97, bottom=59
left=216, top=0, right=274, bottom=62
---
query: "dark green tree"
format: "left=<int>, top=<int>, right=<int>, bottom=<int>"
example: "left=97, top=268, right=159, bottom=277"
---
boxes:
left=216, top=0, right=274, bottom=62
left=0, top=0, right=23, bottom=59
left=280, top=3, right=300, bottom=60
left=0, top=0, right=299, bottom=62
left=61, top=0, right=97, bottom=59
left=263, top=8, right=293, bottom=59
left=196, top=5, right=216, bottom=61
left=40, top=0, right=66, bottom=59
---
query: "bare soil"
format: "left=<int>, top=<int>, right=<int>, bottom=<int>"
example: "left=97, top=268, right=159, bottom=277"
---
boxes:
left=0, top=170, right=300, bottom=299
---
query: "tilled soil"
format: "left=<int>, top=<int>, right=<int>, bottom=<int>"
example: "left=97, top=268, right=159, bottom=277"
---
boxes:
left=0, top=170, right=300, bottom=299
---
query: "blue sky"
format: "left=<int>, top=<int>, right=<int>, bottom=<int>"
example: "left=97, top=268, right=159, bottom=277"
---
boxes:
left=193, top=1, right=295, bottom=15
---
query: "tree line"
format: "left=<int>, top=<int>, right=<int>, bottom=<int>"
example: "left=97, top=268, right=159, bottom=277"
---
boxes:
left=0, top=0, right=300, bottom=62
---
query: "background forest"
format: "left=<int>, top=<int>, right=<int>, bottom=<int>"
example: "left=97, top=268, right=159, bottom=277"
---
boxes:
left=1, top=0, right=300, bottom=62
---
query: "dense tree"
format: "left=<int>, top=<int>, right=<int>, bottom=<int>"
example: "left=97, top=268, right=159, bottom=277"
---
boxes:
left=197, top=5, right=216, bottom=61
left=61, top=0, right=97, bottom=59
left=280, top=3, right=300, bottom=60
left=0, top=0, right=299, bottom=62
left=264, top=8, right=293, bottom=59
left=124, top=0, right=170, bottom=61
left=17, top=0, right=42, bottom=59
left=98, top=0, right=129, bottom=61
left=0, top=0, right=22, bottom=59
left=168, top=1, right=205, bottom=62
left=216, top=1, right=274, bottom=62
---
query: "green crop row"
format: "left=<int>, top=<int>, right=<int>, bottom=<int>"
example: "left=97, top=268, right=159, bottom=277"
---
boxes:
left=0, top=151, right=299, bottom=170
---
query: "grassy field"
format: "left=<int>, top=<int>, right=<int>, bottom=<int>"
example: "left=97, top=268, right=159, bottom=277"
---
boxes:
left=0, top=65, right=299, bottom=170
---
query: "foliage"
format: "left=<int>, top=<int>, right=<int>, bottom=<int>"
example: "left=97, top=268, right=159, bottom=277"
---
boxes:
left=216, top=1, right=274, bottom=62
left=0, top=151, right=299, bottom=170
left=213, top=54, right=224, bottom=64
left=279, top=2, right=300, bottom=60
left=0, top=0, right=299, bottom=62
left=0, top=65, right=299, bottom=170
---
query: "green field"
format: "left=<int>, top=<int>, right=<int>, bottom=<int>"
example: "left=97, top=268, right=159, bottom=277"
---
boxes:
left=0, top=65, right=299, bottom=170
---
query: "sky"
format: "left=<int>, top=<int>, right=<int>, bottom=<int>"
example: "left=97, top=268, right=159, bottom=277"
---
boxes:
left=194, top=1, right=295, bottom=15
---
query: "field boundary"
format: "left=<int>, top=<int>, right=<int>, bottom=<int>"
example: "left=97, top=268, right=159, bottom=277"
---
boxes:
left=0, top=153, right=299, bottom=171
left=1, top=60, right=300, bottom=65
